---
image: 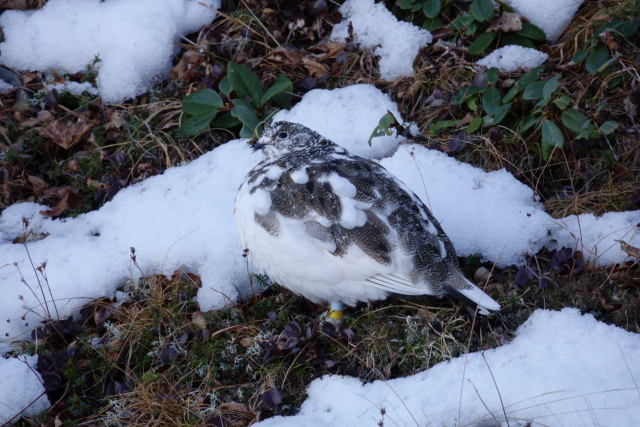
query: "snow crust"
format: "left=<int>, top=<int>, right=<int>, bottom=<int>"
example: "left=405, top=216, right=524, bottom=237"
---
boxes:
left=273, top=85, right=405, bottom=159
left=505, top=0, right=584, bottom=40
left=1, top=84, right=639, bottom=344
left=257, top=308, right=640, bottom=427
left=0, top=355, right=50, bottom=424
left=477, top=45, right=549, bottom=72
left=0, top=0, right=220, bottom=103
left=330, top=0, right=432, bottom=80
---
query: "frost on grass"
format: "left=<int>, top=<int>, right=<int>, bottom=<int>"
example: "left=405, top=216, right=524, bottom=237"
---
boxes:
left=330, top=0, right=432, bottom=80
left=273, top=84, right=406, bottom=159
left=0, top=355, right=50, bottom=424
left=0, top=0, right=220, bottom=103
left=505, top=0, right=584, bottom=40
left=257, top=308, right=640, bottom=426
left=46, top=81, right=99, bottom=96
left=1, top=84, right=639, bottom=344
left=477, top=45, right=549, bottom=72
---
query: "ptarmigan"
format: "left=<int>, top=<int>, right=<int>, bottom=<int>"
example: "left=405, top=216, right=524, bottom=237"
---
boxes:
left=234, top=121, right=500, bottom=319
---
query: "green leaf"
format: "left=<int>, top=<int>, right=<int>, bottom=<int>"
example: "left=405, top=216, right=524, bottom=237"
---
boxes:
left=452, top=86, right=482, bottom=105
left=542, top=74, right=561, bottom=105
left=422, top=0, right=441, bottom=18
left=517, top=23, right=546, bottom=41
left=470, top=0, right=494, bottom=22
left=541, top=119, right=564, bottom=160
left=486, top=68, right=499, bottom=85
left=553, top=95, right=571, bottom=109
left=429, top=119, right=458, bottom=136
left=519, top=115, right=538, bottom=134
left=617, top=18, right=640, bottom=37
left=482, top=87, right=501, bottom=115
left=369, top=112, right=397, bottom=145
left=491, top=103, right=511, bottom=125
left=467, top=116, right=483, bottom=132
left=468, top=32, right=497, bottom=55
left=178, top=111, right=216, bottom=136
left=230, top=99, right=260, bottom=138
left=422, top=17, right=443, bottom=31
left=561, top=109, right=589, bottom=134
left=584, top=45, right=610, bottom=75
left=211, top=112, right=241, bottom=128
left=227, top=62, right=264, bottom=107
left=572, top=49, right=589, bottom=64
left=261, top=75, right=293, bottom=106
left=182, top=89, right=223, bottom=116
left=599, top=121, right=619, bottom=135
left=397, top=0, right=422, bottom=11
left=500, top=33, right=536, bottom=49
left=502, top=67, right=541, bottom=103
left=522, top=81, right=545, bottom=100
left=219, top=75, right=232, bottom=95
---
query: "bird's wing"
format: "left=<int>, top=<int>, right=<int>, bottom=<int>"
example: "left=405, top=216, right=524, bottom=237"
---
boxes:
left=263, top=154, right=457, bottom=294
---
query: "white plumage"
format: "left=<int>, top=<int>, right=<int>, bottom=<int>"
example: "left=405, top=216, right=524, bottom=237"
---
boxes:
left=234, top=121, right=500, bottom=313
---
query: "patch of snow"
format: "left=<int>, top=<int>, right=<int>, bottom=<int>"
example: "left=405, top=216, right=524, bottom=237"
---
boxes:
left=0, top=0, right=220, bottom=103
left=0, top=140, right=260, bottom=342
left=257, top=308, right=640, bottom=427
left=477, top=45, right=548, bottom=72
left=330, top=0, right=432, bottom=80
left=1, top=84, right=639, bottom=346
left=505, top=0, right=584, bottom=40
left=46, top=81, right=99, bottom=96
left=273, top=84, right=405, bottom=159
left=0, top=355, right=50, bottom=424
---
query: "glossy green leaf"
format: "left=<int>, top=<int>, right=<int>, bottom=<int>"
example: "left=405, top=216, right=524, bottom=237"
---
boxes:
left=522, top=81, right=545, bottom=100
left=584, top=45, right=610, bottom=75
left=452, top=86, right=482, bottom=105
left=178, top=111, right=216, bottom=136
left=542, top=74, right=561, bottom=105
left=517, top=23, right=546, bottom=41
left=500, top=33, right=536, bottom=49
left=429, top=119, right=458, bottom=136
left=470, top=0, right=494, bottom=22
left=599, top=121, right=619, bottom=135
left=397, top=0, right=422, bottom=11
left=422, top=0, right=441, bottom=18
left=572, top=49, right=589, bottom=64
left=261, top=75, right=293, bottom=106
left=486, top=68, right=499, bottom=85
left=541, top=119, right=564, bottom=160
left=482, top=87, right=501, bottom=115
left=468, top=32, right=497, bottom=55
left=561, top=109, right=590, bottom=134
left=519, top=115, right=538, bottom=134
left=219, top=75, right=232, bottom=95
left=369, top=112, right=397, bottom=145
left=210, top=111, right=241, bottom=128
left=553, top=95, right=571, bottom=109
left=182, top=89, right=223, bottom=116
left=227, top=62, right=264, bottom=107
left=230, top=99, right=260, bottom=138
left=467, top=116, right=483, bottom=132
left=422, top=17, right=443, bottom=31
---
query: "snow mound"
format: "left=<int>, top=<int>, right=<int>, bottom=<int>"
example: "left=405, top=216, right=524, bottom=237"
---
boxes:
left=0, top=355, right=50, bottom=424
left=0, top=0, right=220, bottom=103
left=1, top=84, right=639, bottom=344
left=0, top=141, right=260, bottom=342
left=330, top=0, right=432, bottom=80
left=257, top=308, right=640, bottom=427
left=273, top=84, right=405, bottom=159
left=477, top=45, right=549, bottom=72
left=505, top=0, right=584, bottom=40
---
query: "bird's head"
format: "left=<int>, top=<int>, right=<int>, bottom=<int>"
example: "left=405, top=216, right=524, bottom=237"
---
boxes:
left=253, top=121, right=326, bottom=160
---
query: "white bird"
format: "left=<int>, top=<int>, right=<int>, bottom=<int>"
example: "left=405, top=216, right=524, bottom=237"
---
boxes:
left=234, top=121, right=500, bottom=320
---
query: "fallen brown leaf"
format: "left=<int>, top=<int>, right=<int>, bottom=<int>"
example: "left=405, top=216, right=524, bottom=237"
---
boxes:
left=488, top=12, right=523, bottom=32
left=40, top=188, right=85, bottom=217
left=617, top=240, right=640, bottom=259
left=40, top=119, right=92, bottom=150
left=302, top=57, right=329, bottom=78
left=27, top=175, right=48, bottom=194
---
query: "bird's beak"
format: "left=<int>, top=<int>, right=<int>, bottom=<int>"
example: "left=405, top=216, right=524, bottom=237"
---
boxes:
left=252, top=142, right=265, bottom=151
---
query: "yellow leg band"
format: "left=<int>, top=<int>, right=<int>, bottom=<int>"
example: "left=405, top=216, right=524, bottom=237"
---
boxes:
left=329, top=310, right=344, bottom=320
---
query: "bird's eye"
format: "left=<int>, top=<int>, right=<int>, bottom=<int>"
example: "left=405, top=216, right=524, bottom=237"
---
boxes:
left=278, top=131, right=288, bottom=139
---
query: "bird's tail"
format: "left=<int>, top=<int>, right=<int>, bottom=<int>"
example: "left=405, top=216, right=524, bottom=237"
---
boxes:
left=443, top=273, right=500, bottom=315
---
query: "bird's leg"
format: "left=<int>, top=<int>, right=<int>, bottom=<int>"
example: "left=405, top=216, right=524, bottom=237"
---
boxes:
left=327, top=301, right=345, bottom=325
